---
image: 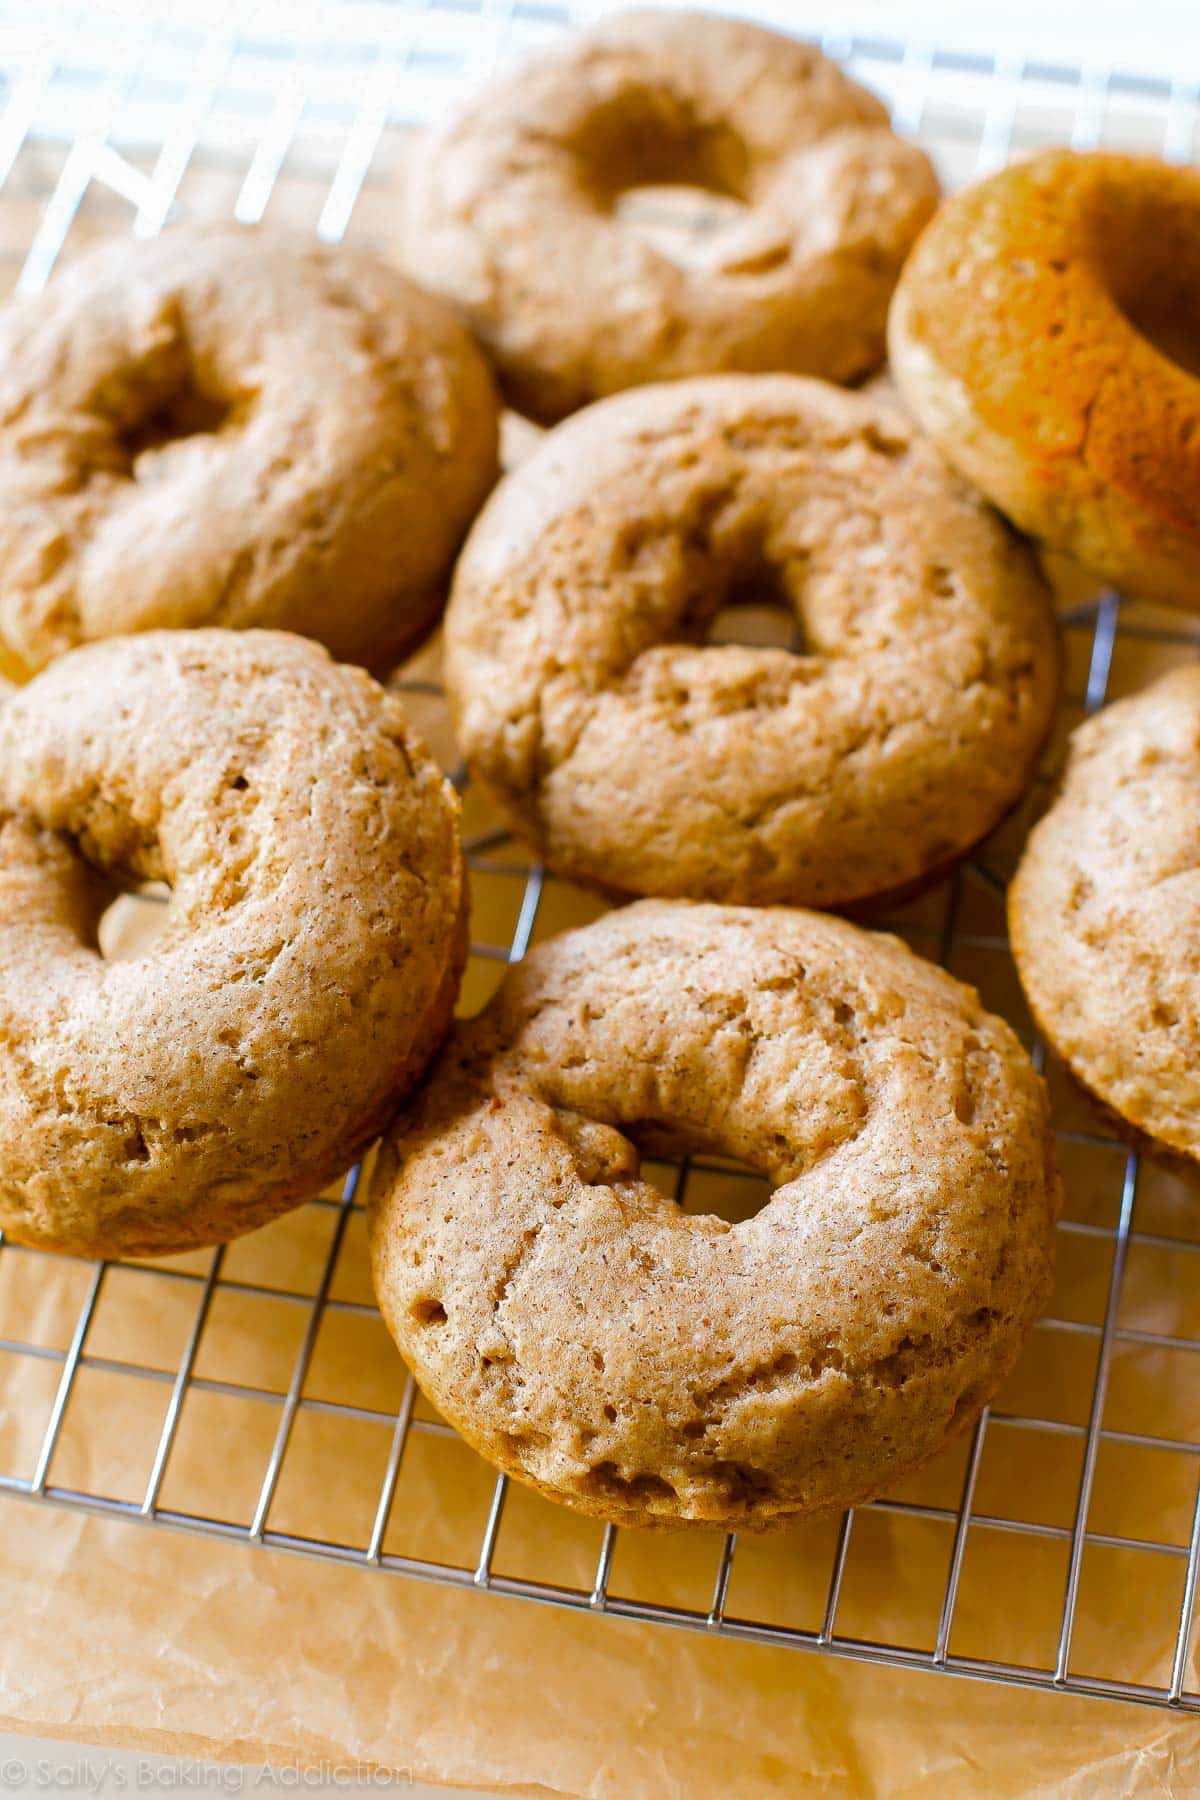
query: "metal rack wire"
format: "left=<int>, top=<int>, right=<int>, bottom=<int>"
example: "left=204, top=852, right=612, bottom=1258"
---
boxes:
left=2, top=0, right=1200, bottom=1718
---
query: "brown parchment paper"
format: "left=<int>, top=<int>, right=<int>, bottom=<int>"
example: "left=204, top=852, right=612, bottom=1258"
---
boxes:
left=2, top=1497, right=1200, bottom=1797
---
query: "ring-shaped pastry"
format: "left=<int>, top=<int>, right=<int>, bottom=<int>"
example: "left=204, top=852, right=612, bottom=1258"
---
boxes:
left=0, top=224, right=499, bottom=673
left=406, top=9, right=938, bottom=421
left=0, top=630, right=466, bottom=1258
left=890, top=149, right=1200, bottom=609
left=370, top=900, right=1059, bottom=1529
left=445, top=375, right=1060, bottom=909
left=1011, top=667, right=1200, bottom=1166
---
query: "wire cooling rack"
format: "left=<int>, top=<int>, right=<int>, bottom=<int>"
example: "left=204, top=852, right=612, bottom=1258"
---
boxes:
left=2, top=0, right=1200, bottom=1721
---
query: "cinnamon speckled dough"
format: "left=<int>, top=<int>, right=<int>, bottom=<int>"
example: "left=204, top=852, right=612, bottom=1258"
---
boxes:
left=0, top=224, right=499, bottom=674
left=1011, top=668, right=1200, bottom=1165
left=406, top=9, right=939, bottom=421
left=445, top=375, right=1060, bottom=908
left=0, top=630, right=467, bottom=1258
left=370, top=901, right=1060, bottom=1530
left=889, top=150, right=1200, bottom=609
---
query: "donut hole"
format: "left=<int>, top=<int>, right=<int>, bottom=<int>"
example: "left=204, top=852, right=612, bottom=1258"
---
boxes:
left=59, top=804, right=178, bottom=961
left=97, top=880, right=172, bottom=961
left=1112, top=288, right=1200, bottom=380
left=634, top=1132, right=776, bottom=1224
left=575, top=89, right=749, bottom=199
left=706, top=598, right=798, bottom=649
left=682, top=551, right=807, bottom=653
left=117, top=384, right=238, bottom=479
left=575, top=91, right=753, bottom=270
left=705, top=560, right=806, bottom=653
left=1097, top=195, right=1200, bottom=380
left=674, top=1155, right=774, bottom=1225
left=559, top=1106, right=777, bottom=1225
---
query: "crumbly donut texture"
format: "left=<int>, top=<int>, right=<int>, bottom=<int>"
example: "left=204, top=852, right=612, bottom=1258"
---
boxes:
left=0, top=630, right=467, bottom=1258
left=889, top=149, right=1200, bottom=610
left=406, top=9, right=939, bottom=421
left=0, top=223, right=499, bottom=674
left=1011, top=667, right=1200, bottom=1165
left=371, top=900, right=1059, bottom=1530
left=445, top=375, right=1060, bottom=908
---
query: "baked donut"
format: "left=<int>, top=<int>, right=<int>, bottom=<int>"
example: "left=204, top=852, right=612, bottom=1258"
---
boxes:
left=445, top=375, right=1060, bottom=909
left=889, top=150, right=1200, bottom=610
left=370, top=901, right=1059, bottom=1530
left=0, top=630, right=466, bottom=1258
left=1011, top=667, right=1200, bottom=1165
left=0, top=224, right=499, bottom=675
left=406, top=9, right=939, bottom=421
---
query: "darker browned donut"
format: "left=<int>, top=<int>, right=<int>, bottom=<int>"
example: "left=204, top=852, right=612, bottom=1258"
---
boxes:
left=890, top=150, right=1200, bottom=609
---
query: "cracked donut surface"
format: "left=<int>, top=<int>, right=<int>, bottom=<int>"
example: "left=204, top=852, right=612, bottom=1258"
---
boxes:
left=0, top=222, right=499, bottom=674
left=445, top=374, right=1060, bottom=908
left=889, top=149, right=1200, bottom=609
left=1011, top=667, right=1200, bottom=1166
left=370, top=900, right=1059, bottom=1530
left=0, top=630, right=466, bottom=1258
left=405, top=8, right=938, bottom=421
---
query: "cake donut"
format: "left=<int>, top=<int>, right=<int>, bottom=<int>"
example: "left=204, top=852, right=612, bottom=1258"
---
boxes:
left=370, top=901, right=1059, bottom=1530
left=0, top=224, right=499, bottom=675
left=445, top=375, right=1060, bottom=909
left=0, top=630, right=466, bottom=1258
left=889, top=150, right=1200, bottom=610
left=406, top=9, right=939, bottom=421
left=1011, top=667, right=1200, bottom=1165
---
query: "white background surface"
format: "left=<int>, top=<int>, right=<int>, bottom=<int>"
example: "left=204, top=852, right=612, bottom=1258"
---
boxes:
left=5, top=0, right=1198, bottom=1794
left=603, top=0, right=1200, bottom=81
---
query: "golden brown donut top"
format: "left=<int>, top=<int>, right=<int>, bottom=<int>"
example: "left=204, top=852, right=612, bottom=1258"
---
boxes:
left=0, top=630, right=466, bottom=1258
left=889, top=150, right=1200, bottom=607
left=406, top=9, right=938, bottom=420
left=370, top=900, right=1059, bottom=1530
left=1010, top=667, right=1200, bottom=1164
left=0, top=223, right=499, bottom=673
left=445, top=375, right=1060, bottom=909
